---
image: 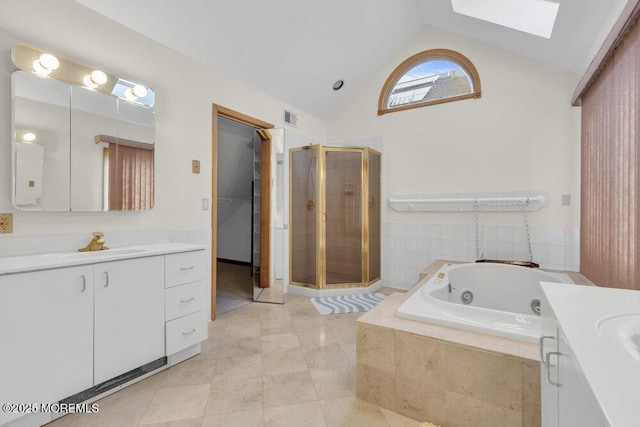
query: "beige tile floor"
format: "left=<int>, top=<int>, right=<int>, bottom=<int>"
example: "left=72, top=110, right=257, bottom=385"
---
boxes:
left=47, top=287, right=423, bottom=427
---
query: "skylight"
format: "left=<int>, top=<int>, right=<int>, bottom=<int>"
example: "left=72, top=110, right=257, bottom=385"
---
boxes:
left=451, top=0, right=560, bottom=39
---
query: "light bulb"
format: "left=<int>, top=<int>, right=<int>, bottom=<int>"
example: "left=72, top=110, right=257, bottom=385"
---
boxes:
left=132, top=84, right=147, bottom=98
left=23, top=132, right=36, bottom=142
left=91, top=70, right=107, bottom=85
left=124, top=88, right=136, bottom=101
left=83, top=75, right=98, bottom=89
left=32, top=60, right=51, bottom=76
left=39, top=53, right=59, bottom=71
left=32, top=53, right=60, bottom=76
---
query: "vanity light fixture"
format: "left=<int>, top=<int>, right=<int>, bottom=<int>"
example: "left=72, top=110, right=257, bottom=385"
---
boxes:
left=83, top=70, right=108, bottom=89
left=16, top=130, right=39, bottom=144
left=13, top=44, right=156, bottom=107
left=22, top=132, right=36, bottom=143
left=32, top=53, right=59, bottom=76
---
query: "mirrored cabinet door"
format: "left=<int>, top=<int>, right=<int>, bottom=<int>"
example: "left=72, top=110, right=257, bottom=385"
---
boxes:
left=12, top=70, right=155, bottom=212
left=12, top=71, right=71, bottom=211
left=70, top=85, right=117, bottom=211
left=110, top=100, right=155, bottom=211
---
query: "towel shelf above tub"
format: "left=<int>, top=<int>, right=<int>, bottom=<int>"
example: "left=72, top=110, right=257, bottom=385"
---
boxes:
left=388, top=191, right=547, bottom=212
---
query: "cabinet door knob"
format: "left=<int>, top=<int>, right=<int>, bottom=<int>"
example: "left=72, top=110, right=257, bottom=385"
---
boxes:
left=180, top=297, right=195, bottom=303
left=104, top=271, right=109, bottom=287
left=180, top=266, right=195, bottom=271
left=81, top=275, right=87, bottom=292
left=545, top=351, right=563, bottom=387
left=182, top=328, right=196, bottom=336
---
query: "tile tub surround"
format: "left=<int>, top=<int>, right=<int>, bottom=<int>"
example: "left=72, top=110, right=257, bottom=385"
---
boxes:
left=383, top=222, right=580, bottom=289
left=356, top=261, right=592, bottom=427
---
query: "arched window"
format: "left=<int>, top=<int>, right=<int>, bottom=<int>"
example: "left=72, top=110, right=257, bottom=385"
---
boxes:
left=378, top=49, right=481, bottom=115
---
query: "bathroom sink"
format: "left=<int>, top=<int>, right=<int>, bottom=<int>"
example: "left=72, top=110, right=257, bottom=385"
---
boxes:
left=596, top=313, right=640, bottom=363
left=61, top=248, right=146, bottom=258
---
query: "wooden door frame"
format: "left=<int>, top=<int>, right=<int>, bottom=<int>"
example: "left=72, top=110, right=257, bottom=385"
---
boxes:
left=211, top=104, right=274, bottom=320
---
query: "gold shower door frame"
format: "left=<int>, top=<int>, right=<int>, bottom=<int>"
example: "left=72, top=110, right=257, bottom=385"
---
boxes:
left=289, top=145, right=381, bottom=290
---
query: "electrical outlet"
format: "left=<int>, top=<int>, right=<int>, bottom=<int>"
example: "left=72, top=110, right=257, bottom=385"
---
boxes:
left=0, top=213, right=13, bottom=234
left=192, top=160, right=201, bottom=174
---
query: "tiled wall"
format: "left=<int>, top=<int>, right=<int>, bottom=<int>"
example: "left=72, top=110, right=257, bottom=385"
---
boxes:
left=383, top=222, right=580, bottom=289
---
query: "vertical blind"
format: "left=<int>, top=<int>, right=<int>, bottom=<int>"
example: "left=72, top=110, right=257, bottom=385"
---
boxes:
left=108, top=144, right=154, bottom=211
left=581, top=16, right=640, bottom=289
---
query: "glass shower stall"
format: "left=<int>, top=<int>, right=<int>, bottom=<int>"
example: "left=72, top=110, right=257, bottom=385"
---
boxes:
left=289, top=145, right=381, bottom=289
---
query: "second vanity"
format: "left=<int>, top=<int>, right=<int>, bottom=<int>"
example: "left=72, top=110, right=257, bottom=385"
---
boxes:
left=0, top=242, right=208, bottom=427
left=540, top=281, right=640, bottom=426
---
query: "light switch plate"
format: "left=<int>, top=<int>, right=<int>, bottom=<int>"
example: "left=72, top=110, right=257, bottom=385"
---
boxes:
left=192, top=160, right=201, bottom=174
left=0, top=213, right=13, bottom=234
left=561, top=194, right=571, bottom=206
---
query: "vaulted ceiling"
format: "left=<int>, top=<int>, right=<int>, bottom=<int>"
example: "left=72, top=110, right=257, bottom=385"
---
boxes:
left=75, top=0, right=628, bottom=120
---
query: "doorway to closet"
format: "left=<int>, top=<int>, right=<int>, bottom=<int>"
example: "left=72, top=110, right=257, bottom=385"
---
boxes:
left=211, top=105, right=275, bottom=319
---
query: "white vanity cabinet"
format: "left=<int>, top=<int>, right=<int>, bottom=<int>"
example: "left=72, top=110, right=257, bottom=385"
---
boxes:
left=164, top=251, right=208, bottom=356
left=0, top=266, right=94, bottom=425
left=94, top=257, right=165, bottom=384
left=0, top=243, right=208, bottom=427
left=540, top=291, right=608, bottom=427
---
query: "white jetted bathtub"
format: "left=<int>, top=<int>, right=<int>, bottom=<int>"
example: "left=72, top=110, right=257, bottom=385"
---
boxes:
left=395, top=263, right=572, bottom=342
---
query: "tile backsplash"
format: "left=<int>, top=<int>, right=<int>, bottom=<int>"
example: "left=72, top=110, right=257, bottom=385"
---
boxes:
left=382, top=222, right=580, bottom=289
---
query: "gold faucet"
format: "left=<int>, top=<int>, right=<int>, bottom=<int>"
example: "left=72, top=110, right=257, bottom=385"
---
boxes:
left=78, top=232, right=109, bottom=252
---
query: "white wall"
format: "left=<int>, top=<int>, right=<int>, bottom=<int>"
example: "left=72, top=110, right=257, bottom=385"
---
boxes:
left=0, top=0, right=327, bottom=237
left=0, top=4, right=585, bottom=292
left=328, top=26, right=583, bottom=287
left=217, top=201, right=252, bottom=263
left=329, top=25, right=581, bottom=227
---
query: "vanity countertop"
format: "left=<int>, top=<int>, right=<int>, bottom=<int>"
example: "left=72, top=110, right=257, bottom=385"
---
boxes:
left=541, top=282, right=640, bottom=427
left=0, top=242, right=207, bottom=275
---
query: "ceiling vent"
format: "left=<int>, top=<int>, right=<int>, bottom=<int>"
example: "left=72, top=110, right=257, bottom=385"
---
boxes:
left=284, top=110, right=298, bottom=128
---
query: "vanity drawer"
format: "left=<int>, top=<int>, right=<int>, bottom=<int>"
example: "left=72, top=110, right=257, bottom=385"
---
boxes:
left=166, top=310, right=208, bottom=355
left=165, top=250, right=206, bottom=288
left=165, top=281, right=206, bottom=321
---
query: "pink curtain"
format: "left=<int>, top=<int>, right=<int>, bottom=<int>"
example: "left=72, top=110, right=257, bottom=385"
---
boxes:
left=581, top=17, right=640, bottom=289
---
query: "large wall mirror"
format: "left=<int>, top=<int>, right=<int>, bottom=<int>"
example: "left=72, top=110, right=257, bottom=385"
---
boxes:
left=11, top=44, right=155, bottom=211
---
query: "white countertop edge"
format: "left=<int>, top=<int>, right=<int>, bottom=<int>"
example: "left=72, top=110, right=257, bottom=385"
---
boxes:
left=0, top=242, right=208, bottom=276
left=541, top=282, right=640, bottom=427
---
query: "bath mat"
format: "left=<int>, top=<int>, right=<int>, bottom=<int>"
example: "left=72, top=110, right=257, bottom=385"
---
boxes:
left=310, top=293, right=385, bottom=315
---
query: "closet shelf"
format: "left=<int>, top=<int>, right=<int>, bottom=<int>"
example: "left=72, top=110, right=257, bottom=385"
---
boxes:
left=388, top=191, right=547, bottom=212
